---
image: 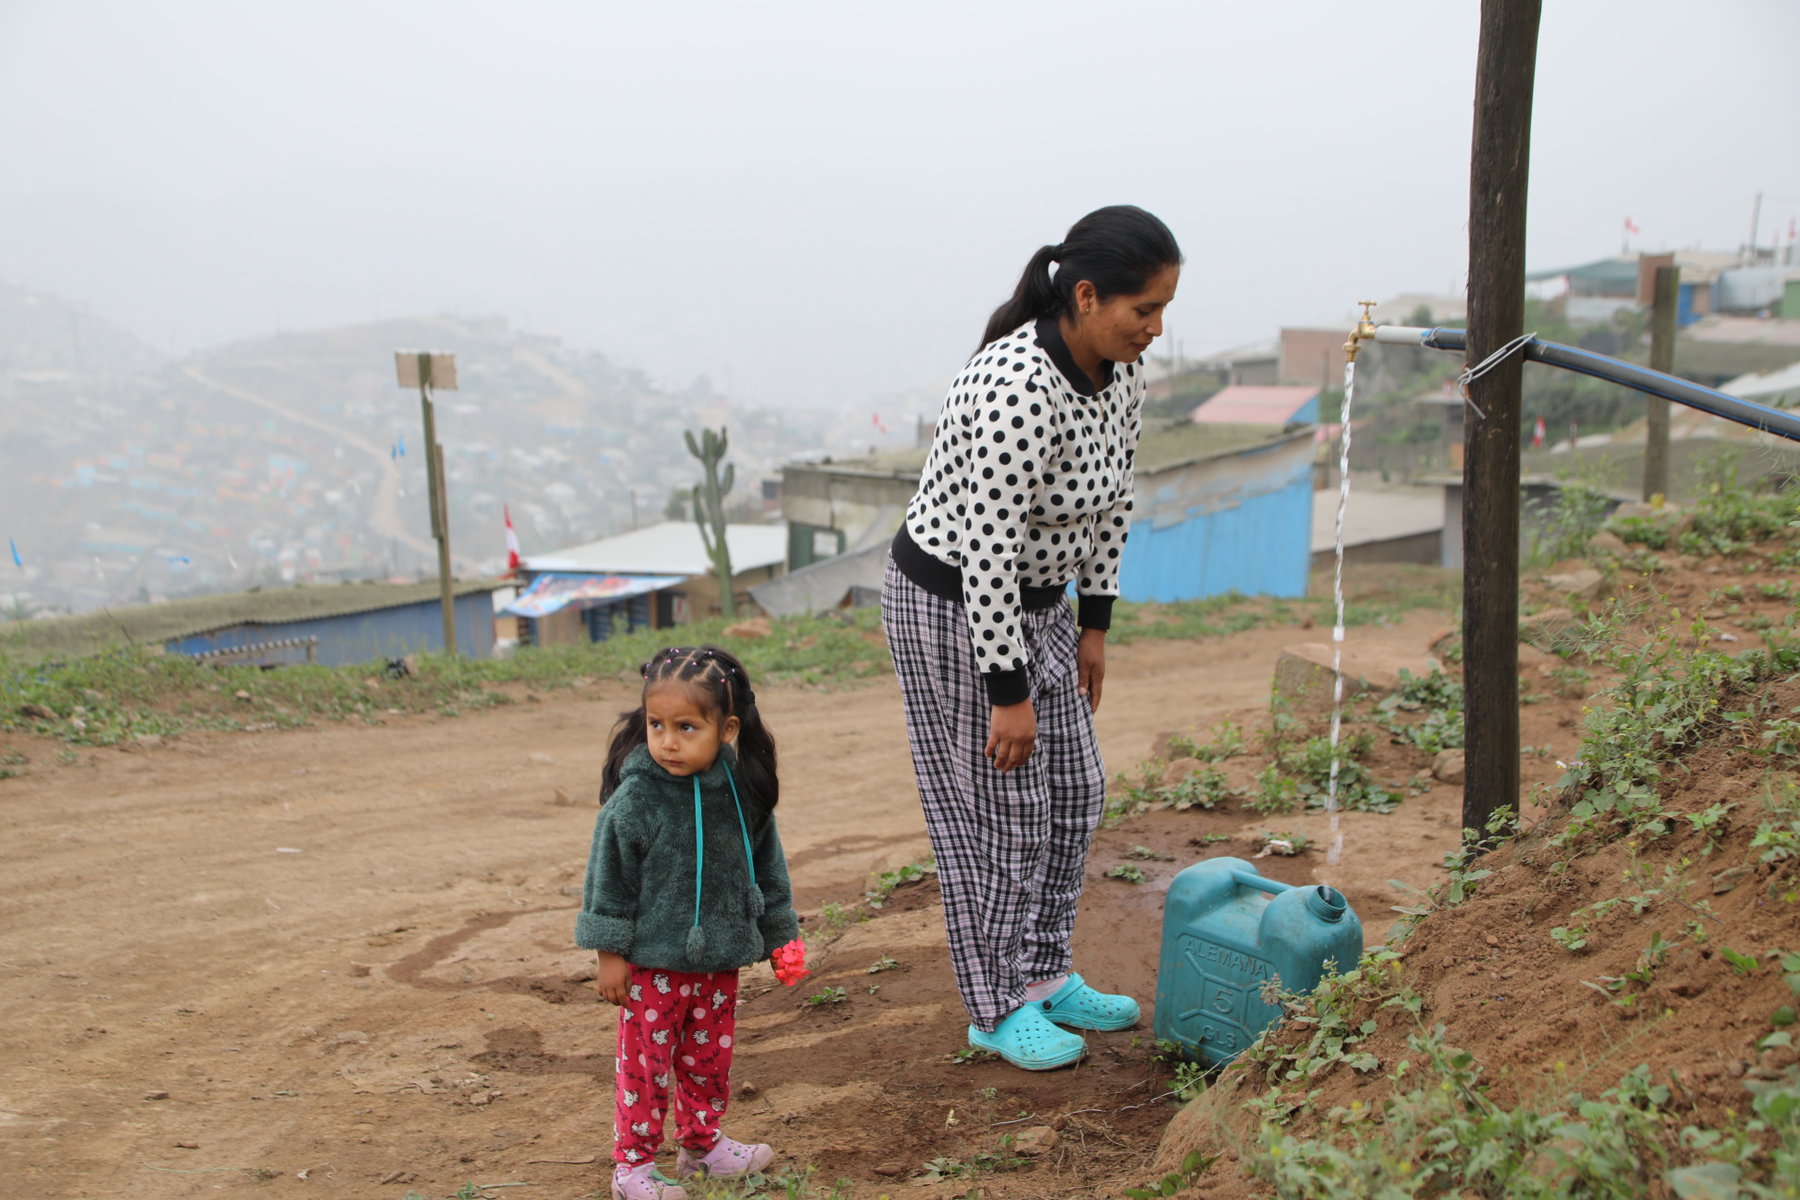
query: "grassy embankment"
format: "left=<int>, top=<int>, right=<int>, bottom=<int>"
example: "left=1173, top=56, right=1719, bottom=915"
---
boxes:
left=0, top=567, right=1457, bottom=753
left=1136, top=476, right=1800, bottom=1200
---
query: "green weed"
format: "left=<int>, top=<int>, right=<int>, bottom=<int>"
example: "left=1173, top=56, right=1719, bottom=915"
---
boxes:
left=1253, top=1033, right=1678, bottom=1199
left=1124, top=1150, right=1219, bottom=1199
left=1375, top=667, right=1465, bottom=754
left=863, top=858, right=934, bottom=908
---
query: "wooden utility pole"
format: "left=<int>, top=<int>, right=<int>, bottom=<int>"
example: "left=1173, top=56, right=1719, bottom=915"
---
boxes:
left=1643, top=265, right=1679, bottom=501
left=396, top=351, right=460, bottom=656
left=1462, top=0, right=1541, bottom=838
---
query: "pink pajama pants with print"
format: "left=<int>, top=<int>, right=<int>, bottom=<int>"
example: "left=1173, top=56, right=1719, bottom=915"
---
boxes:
left=612, top=964, right=739, bottom=1167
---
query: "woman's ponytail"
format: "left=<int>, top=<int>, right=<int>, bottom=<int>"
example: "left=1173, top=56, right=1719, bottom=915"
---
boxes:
left=979, top=243, right=1063, bottom=351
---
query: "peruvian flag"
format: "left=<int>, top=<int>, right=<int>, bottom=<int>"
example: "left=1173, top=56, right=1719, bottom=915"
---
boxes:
left=1531, top=416, right=1546, bottom=449
left=1624, top=216, right=1642, bottom=235
left=503, top=504, right=522, bottom=575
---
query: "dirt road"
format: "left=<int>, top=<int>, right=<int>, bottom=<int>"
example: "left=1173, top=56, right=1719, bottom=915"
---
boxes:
left=2, top=610, right=1500, bottom=1199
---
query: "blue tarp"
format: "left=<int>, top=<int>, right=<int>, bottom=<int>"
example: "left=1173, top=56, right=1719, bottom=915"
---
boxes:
left=504, top=572, right=685, bottom=618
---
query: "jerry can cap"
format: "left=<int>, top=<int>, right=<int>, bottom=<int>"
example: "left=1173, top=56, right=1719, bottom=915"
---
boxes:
left=1305, top=885, right=1348, bottom=922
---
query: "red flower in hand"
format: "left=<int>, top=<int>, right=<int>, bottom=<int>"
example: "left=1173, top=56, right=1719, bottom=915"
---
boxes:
left=771, top=937, right=809, bottom=986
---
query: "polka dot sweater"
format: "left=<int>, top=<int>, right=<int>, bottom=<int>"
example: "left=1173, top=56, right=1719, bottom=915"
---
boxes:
left=893, top=317, right=1141, bottom=705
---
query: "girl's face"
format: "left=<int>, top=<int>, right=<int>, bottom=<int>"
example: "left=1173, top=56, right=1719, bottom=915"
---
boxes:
left=644, top=681, right=738, bottom=778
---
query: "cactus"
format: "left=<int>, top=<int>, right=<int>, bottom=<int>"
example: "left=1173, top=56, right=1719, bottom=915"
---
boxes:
left=684, top=426, right=737, bottom=620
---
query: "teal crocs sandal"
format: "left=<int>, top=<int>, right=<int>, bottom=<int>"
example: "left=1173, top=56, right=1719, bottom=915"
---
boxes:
left=1040, top=973, right=1141, bottom=1031
left=968, top=1003, right=1086, bottom=1070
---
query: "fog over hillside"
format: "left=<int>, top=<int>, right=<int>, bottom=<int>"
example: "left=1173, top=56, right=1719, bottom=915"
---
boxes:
left=0, top=285, right=920, bottom=617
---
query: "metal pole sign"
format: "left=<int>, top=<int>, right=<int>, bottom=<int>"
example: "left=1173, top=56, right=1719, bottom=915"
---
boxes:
left=395, top=350, right=459, bottom=655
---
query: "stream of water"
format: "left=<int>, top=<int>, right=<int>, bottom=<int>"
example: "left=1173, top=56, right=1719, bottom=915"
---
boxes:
left=1323, top=356, right=1358, bottom=865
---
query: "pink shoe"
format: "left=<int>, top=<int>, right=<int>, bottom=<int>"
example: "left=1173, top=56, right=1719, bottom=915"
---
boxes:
left=611, top=1162, right=687, bottom=1200
left=674, top=1133, right=775, bottom=1179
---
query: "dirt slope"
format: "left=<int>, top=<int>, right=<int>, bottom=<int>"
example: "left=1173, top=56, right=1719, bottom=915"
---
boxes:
left=3, top=545, right=1791, bottom=1199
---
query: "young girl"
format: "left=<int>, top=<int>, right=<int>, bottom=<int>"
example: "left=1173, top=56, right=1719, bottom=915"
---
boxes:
left=576, top=645, right=799, bottom=1200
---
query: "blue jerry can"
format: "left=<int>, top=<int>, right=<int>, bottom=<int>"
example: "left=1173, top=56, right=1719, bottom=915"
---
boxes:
left=1153, top=856, right=1364, bottom=1066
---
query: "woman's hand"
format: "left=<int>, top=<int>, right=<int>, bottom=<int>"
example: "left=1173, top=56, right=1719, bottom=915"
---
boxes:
left=986, top=699, right=1037, bottom=772
left=1077, top=628, right=1107, bottom=713
left=594, top=950, right=631, bottom=1005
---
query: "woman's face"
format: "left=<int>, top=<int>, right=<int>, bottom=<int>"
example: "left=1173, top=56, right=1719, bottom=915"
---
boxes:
left=1075, top=263, right=1181, bottom=364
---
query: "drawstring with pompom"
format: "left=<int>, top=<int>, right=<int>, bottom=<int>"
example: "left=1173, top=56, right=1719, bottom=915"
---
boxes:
left=686, top=760, right=762, bottom=959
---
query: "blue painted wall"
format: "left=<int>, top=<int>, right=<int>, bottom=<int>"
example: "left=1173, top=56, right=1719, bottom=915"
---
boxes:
left=1117, top=432, right=1315, bottom=603
left=167, top=591, right=496, bottom=666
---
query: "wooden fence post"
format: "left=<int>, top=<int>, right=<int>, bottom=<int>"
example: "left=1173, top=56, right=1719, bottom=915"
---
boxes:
left=1462, top=0, right=1541, bottom=837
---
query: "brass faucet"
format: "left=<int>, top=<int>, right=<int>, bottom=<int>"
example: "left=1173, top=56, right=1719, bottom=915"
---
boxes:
left=1343, top=300, right=1378, bottom=363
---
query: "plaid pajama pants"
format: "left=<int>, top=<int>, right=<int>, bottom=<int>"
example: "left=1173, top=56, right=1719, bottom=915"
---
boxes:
left=881, top=556, right=1108, bottom=1033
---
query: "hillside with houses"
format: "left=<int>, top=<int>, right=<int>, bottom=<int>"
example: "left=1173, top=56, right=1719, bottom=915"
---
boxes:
left=0, top=285, right=879, bottom=619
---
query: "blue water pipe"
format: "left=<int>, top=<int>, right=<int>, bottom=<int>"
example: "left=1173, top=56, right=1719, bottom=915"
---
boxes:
left=1371, top=325, right=1800, bottom=444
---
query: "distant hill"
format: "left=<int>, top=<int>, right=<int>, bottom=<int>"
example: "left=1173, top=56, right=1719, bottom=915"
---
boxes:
left=0, top=283, right=164, bottom=384
left=0, top=290, right=823, bottom=619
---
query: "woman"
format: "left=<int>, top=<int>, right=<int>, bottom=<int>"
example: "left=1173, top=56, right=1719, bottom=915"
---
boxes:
left=882, top=205, right=1181, bottom=1070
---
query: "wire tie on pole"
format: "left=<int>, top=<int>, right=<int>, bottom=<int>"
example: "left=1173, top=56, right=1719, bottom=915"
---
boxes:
left=1456, top=331, right=1537, bottom=420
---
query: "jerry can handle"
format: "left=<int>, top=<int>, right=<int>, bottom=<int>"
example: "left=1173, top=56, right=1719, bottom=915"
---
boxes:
left=1230, top=870, right=1291, bottom=895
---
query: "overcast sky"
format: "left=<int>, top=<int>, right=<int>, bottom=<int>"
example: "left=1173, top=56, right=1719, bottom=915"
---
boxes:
left=2, top=1, right=1796, bottom=411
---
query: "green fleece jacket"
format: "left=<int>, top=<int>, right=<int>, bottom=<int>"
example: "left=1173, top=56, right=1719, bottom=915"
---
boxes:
left=574, top=744, right=799, bottom=973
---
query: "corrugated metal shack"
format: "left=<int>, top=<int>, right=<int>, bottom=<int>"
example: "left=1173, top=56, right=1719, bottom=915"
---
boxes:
left=163, top=580, right=504, bottom=665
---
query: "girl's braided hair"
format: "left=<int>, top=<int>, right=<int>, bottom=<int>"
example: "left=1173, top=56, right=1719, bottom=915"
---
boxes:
left=599, top=644, right=778, bottom=815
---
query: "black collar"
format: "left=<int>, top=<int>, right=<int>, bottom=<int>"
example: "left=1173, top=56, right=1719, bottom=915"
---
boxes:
left=1035, top=315, right=1112, bottom=396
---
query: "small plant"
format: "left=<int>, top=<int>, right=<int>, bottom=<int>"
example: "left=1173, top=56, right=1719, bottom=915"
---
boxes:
left=1376, top=668, right=1465, bottom=755
left=1106, top=863, right=1147, bottom=884
left=951, top=1046, right=998, bottom=1064
left=864, top=859, right=934, bottom=908
left=817, top=901, right=861, bottom=932
left=1248, top=764, right=1302, bottom=814
left=1275, top=730, right=1401, bottom=814
left=1107, top=762, right=1232, bottom=822
left=867, top=955, right=899, bottom=974
left=1752, top=814, right=1800, bottom=866
left=1606, top=512, right=1672, bottom=549
left=1165, top=766, right=1232, bottom=811
left=1686, top=801, right=1736, bottom=853
left=805, top=985, right=848, bottom=1006
left=1171, top=720, right=1247, bottom=762
left=1124, top=1150, right=1219, bottom=1199
left=1588, top=931, right=1673, bottom=1005
left=1526, top=480, right=1613, bottom=567
left=1127, top=844, right=1174, bottom=861
left=1256, top=830, right=1312, bottom=857
left=1720, top=946, right=1760, bottom=977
